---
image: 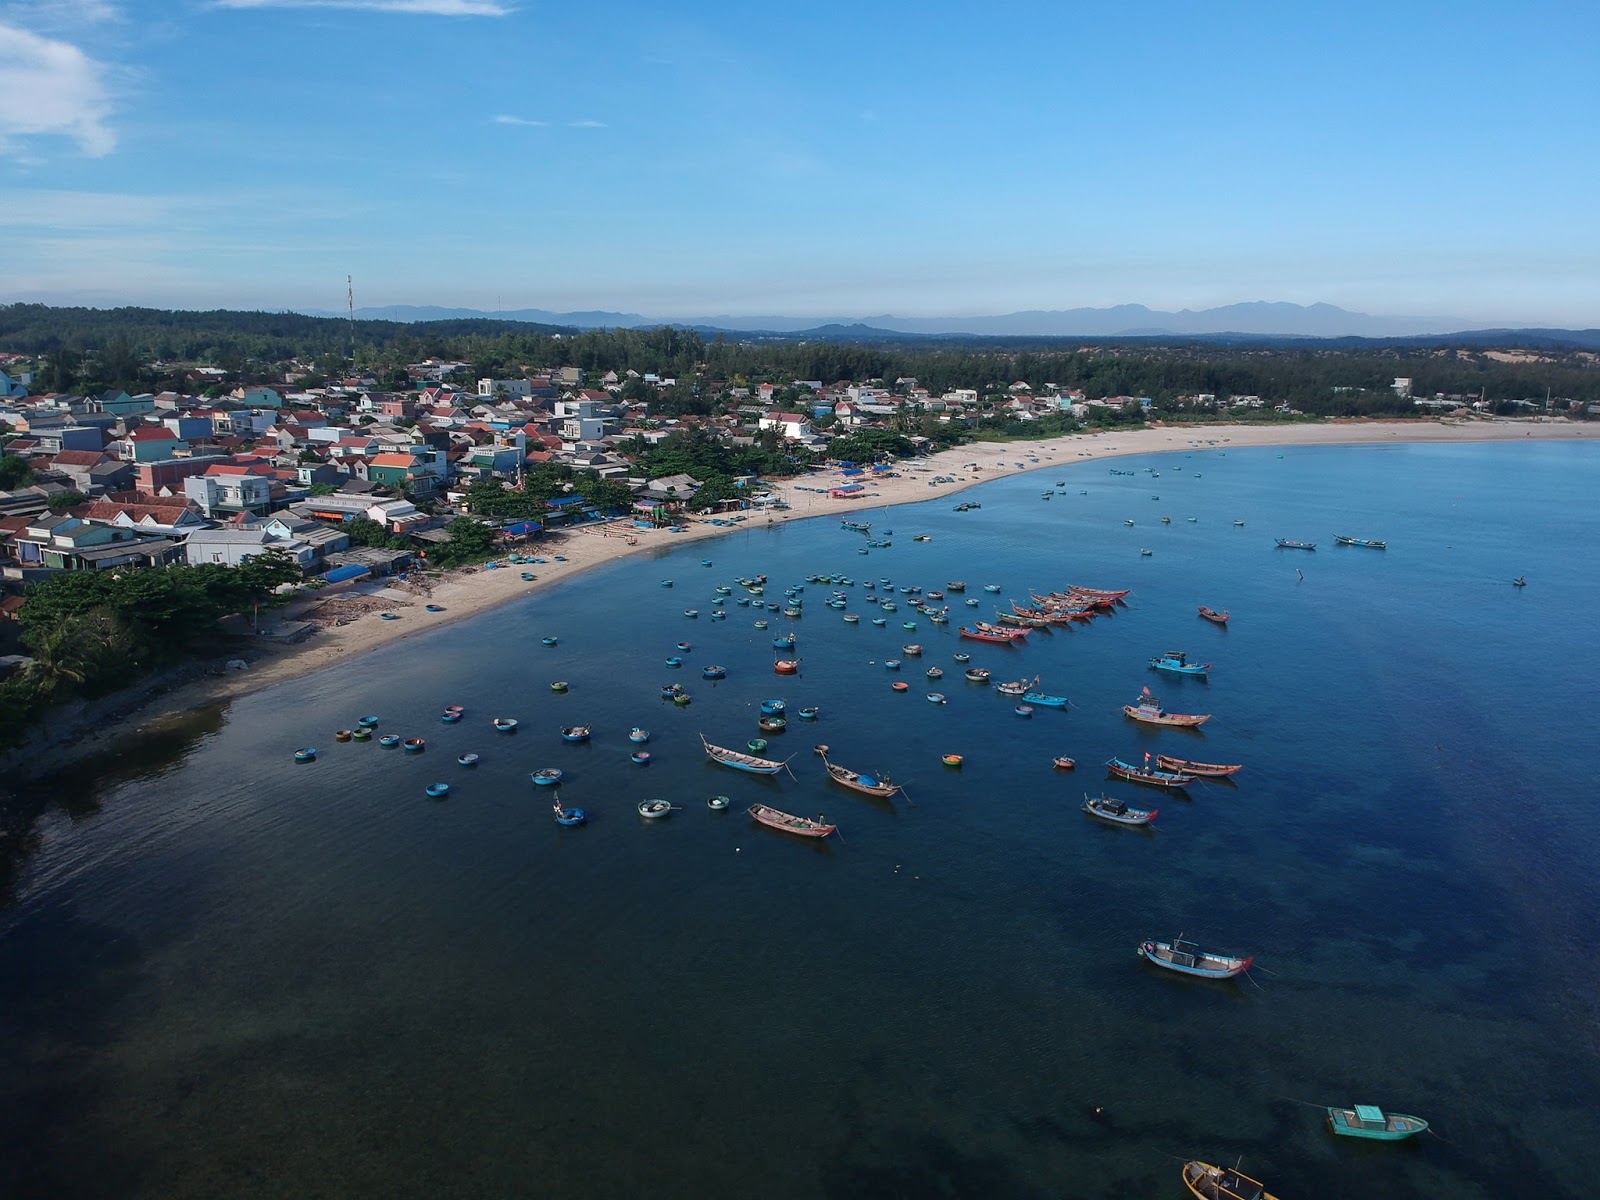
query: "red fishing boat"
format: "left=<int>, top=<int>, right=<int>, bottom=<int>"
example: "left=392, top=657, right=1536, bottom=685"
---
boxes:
left=959, top=625, right=1020, bottom=644
left=1066, top=585, right=1130, bottom=601
left=748, top=803, right=836, bottom=838
left=1198, top=606, right=1230, bottom=624
left=975, top=621, right=1028, bottom=640
left=1155, top=755, right=1243, bottom=778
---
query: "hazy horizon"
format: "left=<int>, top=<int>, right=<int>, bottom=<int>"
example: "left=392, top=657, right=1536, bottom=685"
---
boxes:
left=2, top=0, right=1596, bottom=327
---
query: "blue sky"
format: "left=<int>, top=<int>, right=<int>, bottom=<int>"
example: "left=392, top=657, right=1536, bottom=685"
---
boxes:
left=1, top=0, right=1596, bottom=325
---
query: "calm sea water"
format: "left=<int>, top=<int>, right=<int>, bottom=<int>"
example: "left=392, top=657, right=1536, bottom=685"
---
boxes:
left=2, top=441, right=1597, bottom=1199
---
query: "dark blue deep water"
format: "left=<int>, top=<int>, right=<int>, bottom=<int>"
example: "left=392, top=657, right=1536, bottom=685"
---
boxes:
left=3, top=441, right=1597, bottom=1199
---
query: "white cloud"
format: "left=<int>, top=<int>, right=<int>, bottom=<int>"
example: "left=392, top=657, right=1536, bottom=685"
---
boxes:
left=0, top=24, right=115, bottom=156
left=569, top=119, right=606, bottom=128
left=0, top=0, right=119, bottom=27
left=493, top=114, right=545, bottom=127
left=212, top=0, right=511, bottom=13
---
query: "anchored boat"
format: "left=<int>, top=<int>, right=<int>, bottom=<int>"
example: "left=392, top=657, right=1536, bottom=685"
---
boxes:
left=1082, top=793, right=1156, bottom=825
left=815, top=745, right=901, bottom=800
left=1155, top=754, right=1242, bottom=778
left=1140, top=936, right=1253, bottom=980
left=1181, top=1159, right=1278, bottom=1200
left=748, top=803, right=835, bottom=838
left=1106, top=755, right=1195, bottom=789
left=1326, top=1104, right=1428, bottom=1140
left=1123, top=687, right=1210, bottom=727
left=1149, top=650, right=1210, bottom=677
left=701, top=734, right=792, bottom=775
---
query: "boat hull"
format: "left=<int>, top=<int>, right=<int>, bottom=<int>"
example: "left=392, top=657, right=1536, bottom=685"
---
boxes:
left=1156, top=755, right=1242, bottom=778
left=1123, top=705, right=1210, bottom=727
left=1326, top=1107, right=1428, bottom=1140
left=1140, top=941, right=1252, bottom=979
left=748, top=803, right=835, bottom=838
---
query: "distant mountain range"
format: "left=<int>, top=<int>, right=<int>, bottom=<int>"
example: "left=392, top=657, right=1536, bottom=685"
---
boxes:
left=318, top=300, right=1483, bottom=339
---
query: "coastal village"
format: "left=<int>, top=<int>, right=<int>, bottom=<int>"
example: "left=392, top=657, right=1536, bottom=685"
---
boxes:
left=0, top=351, right=1207, bottom=606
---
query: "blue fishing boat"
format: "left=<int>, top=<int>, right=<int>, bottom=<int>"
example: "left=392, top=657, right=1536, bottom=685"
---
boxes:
left=1326, top=1104, right=1428, bottom=1140
left=759, top=699, right=786, bottom=715
left=1148, top=650, right=1210, bottom=677
left=425, top=783, right=450, bottom=798
left=629, top=728, right=650, bottom=743
left=456, top=753, right=480, bottom=767
left=1021, top=690, right=1069, bottom=709
left=531, top=768, right=564, bottom=786
left=560, top=725, right=591, bottom=743
left=701, top=734, right=791, bottom=775
left=702, top=665, right=726, bottom=680
left=553, top=800, right=587, bottom=826
left=1274, top=538, right=1316, bottom=550
left=1107, top=755, right=1195, bottom=789
left=293, top=747, right=316, bottom=763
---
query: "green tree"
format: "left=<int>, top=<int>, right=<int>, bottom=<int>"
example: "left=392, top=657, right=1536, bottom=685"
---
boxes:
left=0, top=455, right=35, bottom=489
left=45, top=491, right=88, bottom=511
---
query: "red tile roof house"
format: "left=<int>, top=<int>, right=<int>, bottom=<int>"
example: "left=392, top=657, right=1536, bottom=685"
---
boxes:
left=119, top=425, right=187, bottom=463
left=78, top=499, right=209, bottom=536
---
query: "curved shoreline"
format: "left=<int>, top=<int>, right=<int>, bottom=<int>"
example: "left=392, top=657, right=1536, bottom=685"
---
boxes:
left=4, top=417, right=1588, bottom=778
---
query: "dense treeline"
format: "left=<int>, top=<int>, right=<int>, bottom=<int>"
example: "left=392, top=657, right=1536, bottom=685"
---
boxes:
left=4, top=304, right=1597, bottom=412
left=0, top=549, right=305, bottom=752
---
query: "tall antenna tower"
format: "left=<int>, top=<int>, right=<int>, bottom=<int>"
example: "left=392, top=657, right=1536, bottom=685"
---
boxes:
left=346, top=275, right=356, bottom=360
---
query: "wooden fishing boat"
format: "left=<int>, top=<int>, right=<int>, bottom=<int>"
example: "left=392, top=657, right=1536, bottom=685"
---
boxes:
left=1156, top=755, right=1242, bottom=778
left=815, top=745, right=901, bottom=799
left=975, top=621, right=1027, bottom=640
left=1326, top=1104, right=1429, bottom=1140
left=1106, top=756, right=1195, bottom=789
left=1053, top=756, right=1075, bottom=770
left=701, top=734, right=791, bottom=775
left=1334, top=535, right=1387, bottom=549
left=959, top=625, right=1017, bottom=644
left=1275, top=538, right=1316, bottom=550
left=996, top=611, right=1052, bottom=629
left=748, top=803, right=835, bottom=838
left=1148, top=650, right=1210, bottom=677
left=1013, top=601, right=1094, bottom=623
left=1123, top=687, right=1210, bottom=727
left=946, top=581, right=966, bottom=592
left=1067, top=585, right=1129, bottom=601
left=1198, top=606, right=1229, bottom=624
left=560, top=725, right=591, bottom=743
left=996, top=677, right=1035, bottom=697
left=1181, top=1159, right=1277, bottom=1200
left=1141, top=937, right=1253, bottom=979
left=1082, top=793, right=1156, bottom=825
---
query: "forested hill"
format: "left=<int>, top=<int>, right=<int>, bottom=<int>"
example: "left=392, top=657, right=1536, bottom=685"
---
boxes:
left=3, top=303, right=1597, bottom=412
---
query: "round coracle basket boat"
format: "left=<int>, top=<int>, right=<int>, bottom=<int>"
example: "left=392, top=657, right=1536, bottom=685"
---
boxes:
left=425, top=782, right=450, bottom=798
left=293, top=747, right=316, bottom=763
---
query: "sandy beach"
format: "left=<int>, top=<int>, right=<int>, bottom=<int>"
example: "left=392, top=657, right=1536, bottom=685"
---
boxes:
left=9, top=416, right=1587, bottom=773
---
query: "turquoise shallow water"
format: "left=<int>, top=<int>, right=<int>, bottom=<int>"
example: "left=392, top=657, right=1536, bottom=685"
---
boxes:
left=2, top=440, right=1597, bottom=1199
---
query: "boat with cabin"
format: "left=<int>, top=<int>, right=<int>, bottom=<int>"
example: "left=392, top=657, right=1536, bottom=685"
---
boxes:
left=1123, top=687, right=1210, bottom=727
left=1082, top=793, right=1156, bottom=825
left=1326, top=1104, right=1429, bottom=1140
left=748, top=803, right=836, bottom=838
left=1149, top=650, right=1210, bottom=677
left=1140, top=937, right=1253, bottom=980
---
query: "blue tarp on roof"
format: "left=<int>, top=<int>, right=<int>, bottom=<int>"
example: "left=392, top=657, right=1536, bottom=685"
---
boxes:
left=546, top=495, right=584, bottom=507
left=323, top=564, right=370, bottom=583
left=503, top=521, right=541, bottom=535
